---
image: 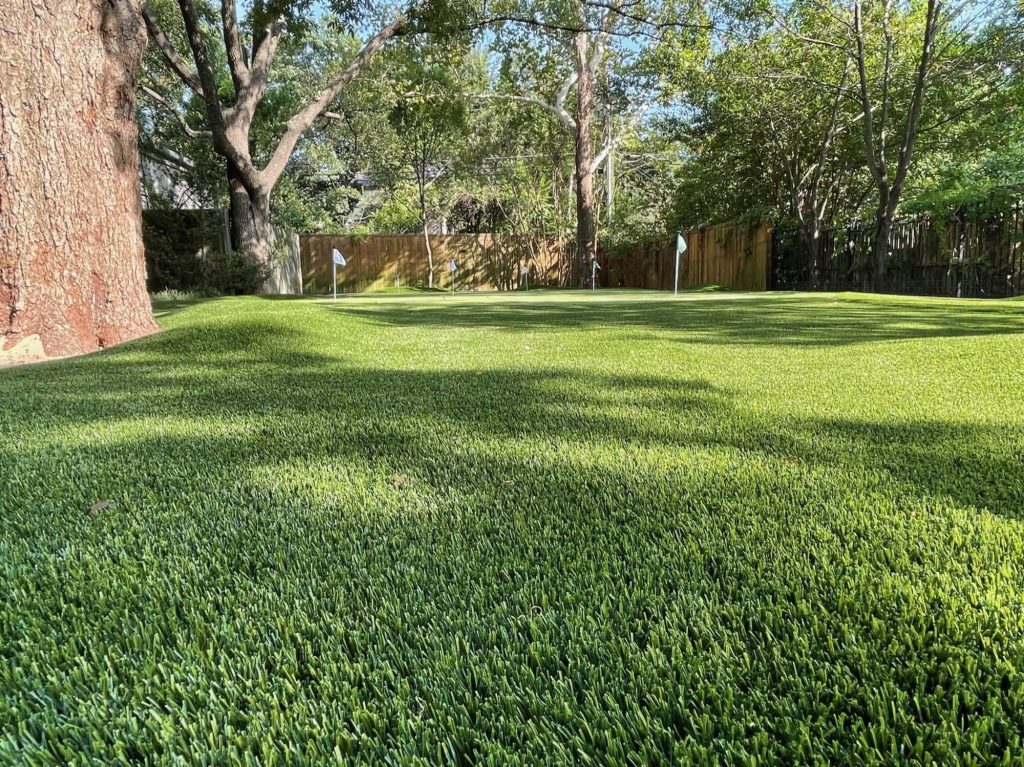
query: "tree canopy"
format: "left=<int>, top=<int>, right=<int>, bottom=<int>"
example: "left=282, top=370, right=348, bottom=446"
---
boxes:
left=138, top=0, right=1023, bottom=262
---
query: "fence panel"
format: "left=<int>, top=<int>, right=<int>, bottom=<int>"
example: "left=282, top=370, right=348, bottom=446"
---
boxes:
left=601, top=221, right=773, bottom=292
left=776, top=202, right=1024, bottom=297
left=299, top=234, right=571, bottom=293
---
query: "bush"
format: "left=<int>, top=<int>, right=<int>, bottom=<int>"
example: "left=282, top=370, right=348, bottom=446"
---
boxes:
left=142, top=210, right=220, bottom=293
left=205, top=248, right=271, bottom=295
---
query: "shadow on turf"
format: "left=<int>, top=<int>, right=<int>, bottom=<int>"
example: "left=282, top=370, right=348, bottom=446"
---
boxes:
left=325, top=293, right=1024, bottom=348
left=6, top=311, right=1024, bottom=762
left=4, top=313, right=1022, bottom=521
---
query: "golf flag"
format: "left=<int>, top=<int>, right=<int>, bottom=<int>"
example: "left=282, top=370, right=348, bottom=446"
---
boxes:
left=673, top=233, right=686, bottom=295
left=331, top=248, right=345, bottom=301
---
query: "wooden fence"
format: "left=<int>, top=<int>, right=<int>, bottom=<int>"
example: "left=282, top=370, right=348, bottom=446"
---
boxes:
left=299, top=234, right=575, bottom=293
left=599, top=221, right=773, bottom=292
left=772, top=202, right=1024, bottom=297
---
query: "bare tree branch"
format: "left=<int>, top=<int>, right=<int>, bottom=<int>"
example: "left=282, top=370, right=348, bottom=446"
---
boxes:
left=475, top=92, right=578, bottom=132
left=770, top=10, right=847, bottom=51
left=590, top=96, right=653, bottom=172
left=173, top=0, right=224, bottom=116
left=888, top=0, right=940, bottom=208
left=555, top=69, right=580, bottom=114
left=221, top=0, right=249, bottom=94
left=236, top=18, right=286, bottom=124
left=853, top=0, right=884, bottom=190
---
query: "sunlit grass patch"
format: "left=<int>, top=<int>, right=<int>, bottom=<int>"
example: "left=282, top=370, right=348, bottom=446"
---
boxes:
left=2, top=290, right=1024, bottom=764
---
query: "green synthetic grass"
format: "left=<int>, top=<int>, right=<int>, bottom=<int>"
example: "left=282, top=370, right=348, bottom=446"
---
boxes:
left=2, top=290, right=1024, bottom=765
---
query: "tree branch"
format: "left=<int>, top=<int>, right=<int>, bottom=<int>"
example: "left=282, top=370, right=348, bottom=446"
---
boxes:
left=587, top=0, right=622, bottom=76
left=237, top=17, right=286, bottom=124
left=221, top=0, right=249, bottom=94
left=888, top=0, right=940, bottom=210
left=853, top=0, right=884, bottom=190
left=141, top=3, right=202, bottom=94
left=261, top=14, right=408, bottom=189
left=770, top=10, right=847, bottom=51
left=877, top=0, right=893, bottom=173
left=456, top=9, right=704, bottom=40
left=174, top=0, right=224, bottom=118
left=475, top=92, right=578, bottom=133
left=590, top=97, right=653, bottom=172
left=141, top=85, right=212, bottom=138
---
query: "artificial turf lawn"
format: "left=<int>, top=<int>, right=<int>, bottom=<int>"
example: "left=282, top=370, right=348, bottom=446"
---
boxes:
left=2, top=290, right=1023, bottom=765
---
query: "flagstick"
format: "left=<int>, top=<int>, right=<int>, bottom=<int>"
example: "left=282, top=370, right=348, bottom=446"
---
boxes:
left=674, top=249, right=679, bottom=296
left=333, top=259, right=337, bottom=302
left=674, top=232, right=686, bottom=296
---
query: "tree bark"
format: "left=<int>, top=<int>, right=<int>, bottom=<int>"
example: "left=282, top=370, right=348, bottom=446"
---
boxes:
left=872, top=200, right=892, bottom=292
left=574, top=31, right=597, bottom=284
left=227, top=163, right=274, bottom=265
left=1, top=0, right=157, bottom=365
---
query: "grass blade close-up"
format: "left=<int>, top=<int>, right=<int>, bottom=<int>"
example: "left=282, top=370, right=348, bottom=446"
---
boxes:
left=2, top=290, right=1023, bottom=765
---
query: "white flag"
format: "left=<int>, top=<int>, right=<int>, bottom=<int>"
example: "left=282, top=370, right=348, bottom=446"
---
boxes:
left=332, top=248, right=346, bottom=266
left=676, top=233, right=687, bottom=255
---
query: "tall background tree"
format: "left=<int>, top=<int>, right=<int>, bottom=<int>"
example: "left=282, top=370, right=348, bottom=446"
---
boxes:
left=663, top=0, right=1022, bottom=280
left=484, top=0, right=684, bottom=271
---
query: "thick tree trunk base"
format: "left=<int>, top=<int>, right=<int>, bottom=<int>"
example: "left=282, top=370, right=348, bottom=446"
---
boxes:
left=228, top=172, right=276, bottom=293
left=1, top=0, right=157, bottom=366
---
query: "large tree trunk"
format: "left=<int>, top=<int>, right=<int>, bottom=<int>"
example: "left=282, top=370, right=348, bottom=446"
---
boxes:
left=0, top=0, right=157, bottom=365
left=574, top=32, right=597, bottom=286
left=419, top=184, right=434, bottom=289
left=423, top=225, right=435, bottom=289
left=228, top=164, right=275, bottom=265
left=872, top=206, right=892, bottom=292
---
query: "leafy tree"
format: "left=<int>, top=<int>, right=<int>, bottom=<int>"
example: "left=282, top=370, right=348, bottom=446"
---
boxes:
left=382, top=42, right=473, bottom=285
left=140, top=0, right=469, bottom=265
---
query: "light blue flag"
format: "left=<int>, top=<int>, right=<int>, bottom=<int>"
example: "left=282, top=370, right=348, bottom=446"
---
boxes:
left=676, top=233, right=687, bottom=255
left=332, top=248, right=346, bottom=266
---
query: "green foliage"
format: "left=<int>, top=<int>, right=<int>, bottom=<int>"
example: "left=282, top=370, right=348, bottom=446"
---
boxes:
left=3, top=292, right=1024, bottom=763
left=142, top=210, right=219, bottom=293
left=366, top=193, right=423, bottom=233
left=662, top=0, right=1024, bottom=233
left=213, top=249, right=273, bottom=295
left=137, top=0, right=1023, bottom=249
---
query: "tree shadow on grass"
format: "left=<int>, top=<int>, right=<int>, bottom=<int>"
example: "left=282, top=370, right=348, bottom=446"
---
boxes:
left=327, top=293, right=1024, bottom=348
left=3, top=312, right=1021, bottom=521
left=3, top=312, right=1024, bottom=762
